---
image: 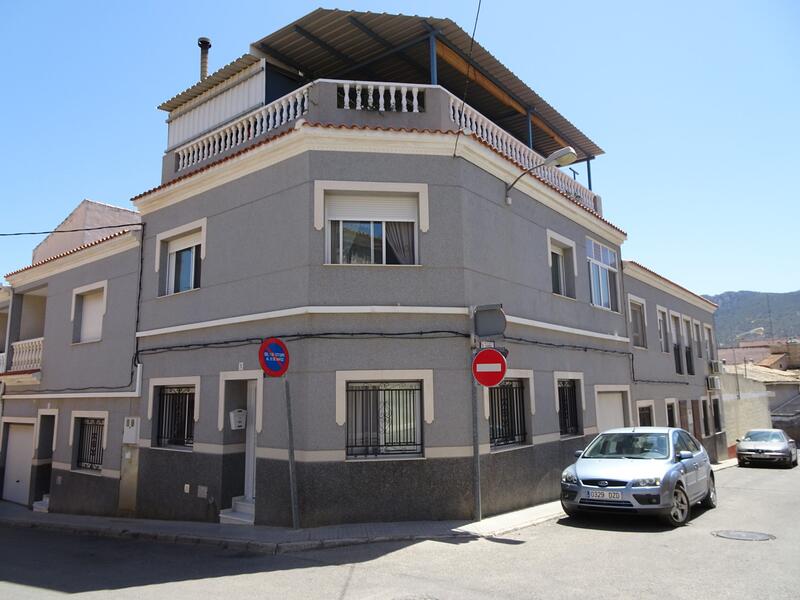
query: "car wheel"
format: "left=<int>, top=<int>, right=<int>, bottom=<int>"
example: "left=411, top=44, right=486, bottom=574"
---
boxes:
left=737, top=458, right=745, bottom=467
left=792, top=453, right=798, bottom=467
left=663, top=485, right=691, bottom=527
left=701, top=475, right=717, bottom=509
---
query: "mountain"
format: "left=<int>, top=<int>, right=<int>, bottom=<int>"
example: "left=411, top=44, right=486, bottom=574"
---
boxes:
left=704, top=290, right=800, bottom=347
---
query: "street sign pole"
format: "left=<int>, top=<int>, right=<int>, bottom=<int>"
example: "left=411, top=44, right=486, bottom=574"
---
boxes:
left=284, top=376, right=300, bottom=530
left=469, top=306, right=482, bottom=522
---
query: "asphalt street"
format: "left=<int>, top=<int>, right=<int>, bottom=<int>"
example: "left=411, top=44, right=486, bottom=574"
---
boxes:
left=1, top=464, right=798, bottom=599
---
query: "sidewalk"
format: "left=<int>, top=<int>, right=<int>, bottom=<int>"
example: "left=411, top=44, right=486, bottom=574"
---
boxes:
left=0, top=499, right=565, bottom=555
left=712, top=457, right=738, bottom=472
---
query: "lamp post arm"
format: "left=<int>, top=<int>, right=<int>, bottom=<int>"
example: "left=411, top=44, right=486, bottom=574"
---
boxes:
left=505, top=162, right=549, bottom=195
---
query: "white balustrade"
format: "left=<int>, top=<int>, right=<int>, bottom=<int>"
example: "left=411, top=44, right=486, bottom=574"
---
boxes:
left=174, top=83, right=312, bottom=173
left=447, top=96, right=598, bottom=211
left=337, top=80, right=426, bottom=114
left=10, top=337, right=43, bottom=371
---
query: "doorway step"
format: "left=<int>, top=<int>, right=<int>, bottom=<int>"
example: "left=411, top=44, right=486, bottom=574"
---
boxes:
left=219, top=496, right=254, bottom=525
left=32, top=494, right=50, bottom=513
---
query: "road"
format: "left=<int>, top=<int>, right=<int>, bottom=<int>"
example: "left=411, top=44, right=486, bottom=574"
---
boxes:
left=1, top=465, right=798, bottom=599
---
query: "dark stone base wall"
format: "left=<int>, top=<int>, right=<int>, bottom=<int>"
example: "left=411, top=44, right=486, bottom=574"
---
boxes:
left=31, top=464, right=52, bottom=503
left=136, top=448, right=226, bottom=522
left=255, top=437, right=586, bottom=528
left=482, top=436, right=589, bottom=517
left=49, top=469, right=118, bottom=516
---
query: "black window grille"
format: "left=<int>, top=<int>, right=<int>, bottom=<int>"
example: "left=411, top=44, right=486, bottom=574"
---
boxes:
left=685, top=346, right=695, bottom=375
left=346, top=381, right=422, bottom=457
left=712, top=398, right=722, bottom=432
left=157, top=387, right=195, bottom=448
left=558, top=379, right=580, bottom=436
left=489, top=379, right=527, bottom=447
left=77, top=418, right=104, bottom=470
left=638, top=406, right=654, bottom=427
left=667, top=403, right=677, bottom=428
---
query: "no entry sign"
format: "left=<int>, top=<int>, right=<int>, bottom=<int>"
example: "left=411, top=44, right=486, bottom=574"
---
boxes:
left=471, top=348, right=507, bottom=387
left=258, top=337, right=290, bottom=377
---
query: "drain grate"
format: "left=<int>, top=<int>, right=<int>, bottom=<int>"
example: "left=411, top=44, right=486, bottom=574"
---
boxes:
left=712, top=530, right=775, bottom=541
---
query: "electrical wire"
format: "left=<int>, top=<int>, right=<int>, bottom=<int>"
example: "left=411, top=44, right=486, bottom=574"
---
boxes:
left=452, top=0, right=483, bottom=158
left=0, top=223, right=142, bottom=237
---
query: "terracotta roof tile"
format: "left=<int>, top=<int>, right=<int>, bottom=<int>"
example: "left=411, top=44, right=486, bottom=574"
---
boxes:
left=130, top=121, right=626, bottom=236
left=5, top=229, right=133, bottom=279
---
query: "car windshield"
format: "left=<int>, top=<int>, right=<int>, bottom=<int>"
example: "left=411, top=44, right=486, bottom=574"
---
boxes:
left=743, top=431, right=783, bottom=443
left=582, top=432, right=670, bottom=459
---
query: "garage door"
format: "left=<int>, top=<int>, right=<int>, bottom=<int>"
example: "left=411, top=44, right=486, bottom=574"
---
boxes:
left=596, top=392, right=626, bottom=433
left=3, top=424, right=34, bottom=505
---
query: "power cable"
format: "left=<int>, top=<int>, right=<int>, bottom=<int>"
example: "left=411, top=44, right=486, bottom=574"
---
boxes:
left=452, top=0, right=483, bottom=158
left=0, top=223, right=142, bottom=237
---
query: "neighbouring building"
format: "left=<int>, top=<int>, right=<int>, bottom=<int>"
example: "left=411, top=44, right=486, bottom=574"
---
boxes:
left=0, top=9, right=726, bottom=526
left=719, top=369, right=773, bottom=458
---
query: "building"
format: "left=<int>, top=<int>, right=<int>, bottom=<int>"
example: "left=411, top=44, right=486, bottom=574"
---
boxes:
left=0, top=9, right=725, bottom=526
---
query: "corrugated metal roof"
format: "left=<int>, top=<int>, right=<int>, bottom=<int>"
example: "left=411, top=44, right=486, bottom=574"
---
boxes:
left=723, top=363, right=800, bottom=384
left=158, top=54, right=261, bottom=112
left=248, top=8, right=603, bottom=160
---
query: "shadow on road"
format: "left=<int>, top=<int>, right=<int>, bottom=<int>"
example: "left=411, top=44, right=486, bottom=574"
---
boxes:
left=555, top=504, right=714, bottom=533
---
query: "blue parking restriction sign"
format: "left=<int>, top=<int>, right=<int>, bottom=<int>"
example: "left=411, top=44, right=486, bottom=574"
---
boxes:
left=258, top=337, right=290, bottom=377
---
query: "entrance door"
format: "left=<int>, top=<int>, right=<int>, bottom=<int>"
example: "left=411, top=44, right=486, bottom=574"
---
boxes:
left=596, top=392, right=626, bottom=432
left=3, top=424, right=34, bottom=505
left=243, top=380, right=257, bottom=501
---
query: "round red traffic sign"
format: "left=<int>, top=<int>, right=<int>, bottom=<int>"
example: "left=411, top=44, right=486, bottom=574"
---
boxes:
left=471, top=348, right=507, bottom=387
left=258, top=337, right=290, bottom=377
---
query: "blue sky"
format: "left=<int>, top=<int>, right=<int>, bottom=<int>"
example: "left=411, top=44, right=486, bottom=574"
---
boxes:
left=1, top=1, right=797, bottom=294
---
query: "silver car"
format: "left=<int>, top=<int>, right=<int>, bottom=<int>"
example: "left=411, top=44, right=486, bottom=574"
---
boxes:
left=560, top=427, right=716, bottom=527
left=736, top=429, right=797, bottom=468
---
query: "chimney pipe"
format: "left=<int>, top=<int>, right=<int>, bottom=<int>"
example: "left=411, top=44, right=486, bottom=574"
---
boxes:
left=198, top=37, right=211, bottom=80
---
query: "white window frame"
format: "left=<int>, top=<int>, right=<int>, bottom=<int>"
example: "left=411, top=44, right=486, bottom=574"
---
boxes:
left=147, top=376, right=201, bottom=423
left=703, top=324, right=715, bottom=359
left=155, top=218, right=207, bottom=295
left=586, top=237, right=619, bottom=312
left=314, top=181, right=428, bottom=266
left=635, top=399, right=657, bottom=427
left=627, top=294, right=648, bottom=349
left=553, top=371, right=588, bottom=436
left=693, top=320, right=703, bottom=358
left=70, top=280, right=107, bottom=343
left=656, top=306, right=670, bottom=353
left=218, top=370, right=264, bottom=433
left=327, top=219, right=418, bottom=266
left=547, top=229, right=577, bottom=299
left=482, top=369, right=535, bottom=446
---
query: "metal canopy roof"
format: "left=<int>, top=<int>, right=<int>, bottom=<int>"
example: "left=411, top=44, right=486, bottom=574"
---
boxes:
left=249, top=8, right=603, bottom=160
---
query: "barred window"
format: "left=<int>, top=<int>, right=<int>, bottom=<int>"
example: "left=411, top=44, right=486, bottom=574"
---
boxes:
left=489, top=379, right=527, bottom=447
left=346, top=381, right=422, bottom=457
left=77, top=418, right=104, bottom=470
left=558, top=379, right=581, bottom=436
left=157, top=387, right=195, bottom=448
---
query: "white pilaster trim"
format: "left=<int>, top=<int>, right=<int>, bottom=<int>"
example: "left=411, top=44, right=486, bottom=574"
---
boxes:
left=313, top=180, right=429, bottom=232
left=154, top=218, right=207, bottom=272
left=334, top=369, right=434, bottom=426
left=218, top=370, right=264, bottom=433
left=69, top=410, right=109, bottom=449
left=593, top=384, right=632, bottom=428
left=147, top=376, right=201, bottom=422
left=70, top=280, right=108, bottom=322
left=626, top=293, right=647, bottom=325
left=0, top=416, right=36, bottom=450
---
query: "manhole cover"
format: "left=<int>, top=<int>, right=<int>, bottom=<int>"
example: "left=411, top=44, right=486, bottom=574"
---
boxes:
left=712, top=530, right=775, bottom=541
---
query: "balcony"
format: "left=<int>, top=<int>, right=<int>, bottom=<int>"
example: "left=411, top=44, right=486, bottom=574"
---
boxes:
left=164, top=79, right=600, bottom=214
left=0, top=338, right=43, bottom=385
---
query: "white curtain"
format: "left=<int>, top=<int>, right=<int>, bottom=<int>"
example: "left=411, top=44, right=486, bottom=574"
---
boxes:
left=385, top=222, right=415, bottom=265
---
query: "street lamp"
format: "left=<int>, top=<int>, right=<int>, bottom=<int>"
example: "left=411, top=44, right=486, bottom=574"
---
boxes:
left=732, top=327, right=765, bottom=379
left=505, top=146, right=578, bottom=204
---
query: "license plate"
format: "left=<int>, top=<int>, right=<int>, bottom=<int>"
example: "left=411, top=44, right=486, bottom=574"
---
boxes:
left=588, top=490, right=622, bottom=500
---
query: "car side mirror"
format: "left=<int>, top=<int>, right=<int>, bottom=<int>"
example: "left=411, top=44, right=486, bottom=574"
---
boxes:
left=678, top=450, right=693, bottom=461
left=574, top=449, right=583, bottom=458
left=735, top=439, right=740, bottom=443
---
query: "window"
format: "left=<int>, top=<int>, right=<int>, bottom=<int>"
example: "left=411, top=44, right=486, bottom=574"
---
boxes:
left=701, top=399, right=713, bottom=437
left=694, top=322, right=703, bottom=358
left=712, top=397, right=722, bottom=432
left=666, top=401, right=678, bottom=427
left=671, top=314, right=683, bottom=374
left=704, top=325, right=715, bottom=360
left=329, top=220, right=415, bottom=265
left=558, top=379, right=581, bottom=436
left=677, top=430, right=700, bottom=453
left=547, top=230, right=576, bottom=298
left=586, top=238, right=618, bottom=311
left=489, top=379, right=527, bottom=447
left=71, top=281, right=106, bottom=343
left=325, top=190, right=419, bottom=265
left=76, top=418, right=104, bottom=470
left=683, top=318, right=695, bottom=375
left=629, top=299, right=647, bottom=348
left=155, top=219, right=206, bottom=296
left=156, top=387, right=195, bottom=448
left=166, top=236, right=201, bottom=294
left=657, top=309, right=670, bottom=353
left=346, top=381, right=422, bottom=457
left=638, top=404, right=655, bottom=426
